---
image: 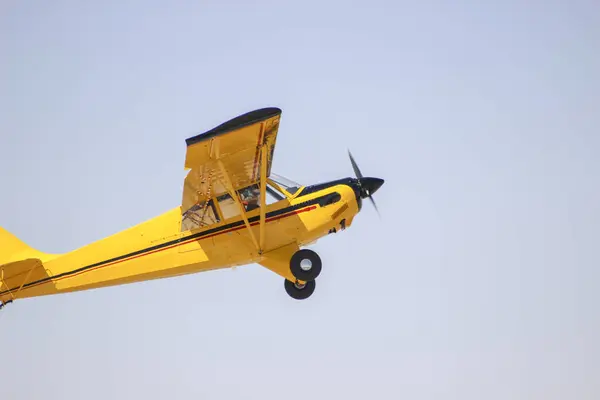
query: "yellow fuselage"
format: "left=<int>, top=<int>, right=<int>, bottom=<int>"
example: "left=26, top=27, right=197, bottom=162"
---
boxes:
left=1, top=182, right=359, bottom=302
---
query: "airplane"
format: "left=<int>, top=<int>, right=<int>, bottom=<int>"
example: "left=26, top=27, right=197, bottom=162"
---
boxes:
left=0, top=107, right=384, bottom=309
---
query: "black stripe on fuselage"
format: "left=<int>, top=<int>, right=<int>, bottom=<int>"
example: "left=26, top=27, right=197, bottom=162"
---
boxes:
left=0, top=188, right=348, bottom=297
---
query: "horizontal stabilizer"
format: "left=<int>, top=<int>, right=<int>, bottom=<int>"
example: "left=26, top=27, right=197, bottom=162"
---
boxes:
left=0, top=227, right=57, bottom=303
left=0, top=258, right=51, bottom=303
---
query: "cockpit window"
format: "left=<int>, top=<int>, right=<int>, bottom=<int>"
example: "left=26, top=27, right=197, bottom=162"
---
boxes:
left=266, top=184, right=284, bottom=201
left=216, top=193, right=241, bottom=220
left=238, top=184, right=261, bottom=212
left=215, top=183, right=284, bottom=220
left=182, top=200, right=220, bottom=231
left=270, top=173, right=303, bottom=196
left=238, top=183, right=285, bottom=208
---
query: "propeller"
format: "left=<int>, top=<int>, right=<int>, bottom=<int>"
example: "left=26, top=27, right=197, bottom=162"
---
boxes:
left=348, top=150, right=384, bottom=216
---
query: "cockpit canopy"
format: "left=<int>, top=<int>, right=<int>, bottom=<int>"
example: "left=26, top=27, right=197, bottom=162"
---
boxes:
left=269, top=173, right=302, bottom=196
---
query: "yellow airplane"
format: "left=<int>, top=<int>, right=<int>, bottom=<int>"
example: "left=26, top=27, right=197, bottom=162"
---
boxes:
left=0, top=107, right=384, bottom=308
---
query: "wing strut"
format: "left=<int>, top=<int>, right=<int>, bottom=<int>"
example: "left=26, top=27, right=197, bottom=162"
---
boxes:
left=216, top=159, right=260, bottom=252
left=259, top=143, right=267, bottom=253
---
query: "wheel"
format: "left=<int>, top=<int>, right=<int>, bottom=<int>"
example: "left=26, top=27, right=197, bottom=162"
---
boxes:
left=290, top=249, right=322, bottom=281
left=284, top=279, right=316, bottom=300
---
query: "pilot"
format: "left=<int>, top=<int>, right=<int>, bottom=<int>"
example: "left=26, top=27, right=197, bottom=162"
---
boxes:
left=240, top=186, right=260, bottom=211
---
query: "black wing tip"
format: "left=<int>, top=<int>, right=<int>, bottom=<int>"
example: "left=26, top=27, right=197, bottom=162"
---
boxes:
left=186, top=107, right=282, bottom=146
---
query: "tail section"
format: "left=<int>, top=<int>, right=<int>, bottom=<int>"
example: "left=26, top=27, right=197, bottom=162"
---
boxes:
left=0, top=227, right=49, bottom=265
left=0, top=228, right=60, bottom=304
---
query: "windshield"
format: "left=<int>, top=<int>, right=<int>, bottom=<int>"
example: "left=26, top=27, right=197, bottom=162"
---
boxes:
left=270, top=173, right=303, bottom=195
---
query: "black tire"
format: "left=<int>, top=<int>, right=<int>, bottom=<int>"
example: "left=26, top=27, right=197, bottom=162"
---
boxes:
left=290, top=249, right=322, bottom=281
left=284, top=279, right=316, bottom=300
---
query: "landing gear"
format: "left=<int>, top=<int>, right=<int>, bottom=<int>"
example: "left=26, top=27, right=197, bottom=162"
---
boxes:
left=284, top=248, right=322, bottom=300
left=290, top=249, right=322, bottom=282
left=284, top=279, right=316, bottom=300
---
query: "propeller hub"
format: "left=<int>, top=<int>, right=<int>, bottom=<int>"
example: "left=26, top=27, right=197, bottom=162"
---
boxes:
left=348, top=149, right=384, bottom=216
left=358, top=177, right=384, bottom=199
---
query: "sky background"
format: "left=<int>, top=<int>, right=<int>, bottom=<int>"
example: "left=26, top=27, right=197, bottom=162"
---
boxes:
left=1, top=1, right=599, bottom=399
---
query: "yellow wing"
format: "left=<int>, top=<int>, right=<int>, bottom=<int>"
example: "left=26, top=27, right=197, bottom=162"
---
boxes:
left=181, top=107, right=282, bottom=227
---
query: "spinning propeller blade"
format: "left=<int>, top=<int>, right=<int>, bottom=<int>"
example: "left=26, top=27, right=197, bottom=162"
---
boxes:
left=348, top=150, right=384, bottom=217
left=368, top=196, right=380, bottom=217
left=348, top=150, right=364, bottom=180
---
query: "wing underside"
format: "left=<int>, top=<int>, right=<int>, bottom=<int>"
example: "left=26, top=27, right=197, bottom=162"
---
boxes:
left=181, top=107, right=281, bottom=229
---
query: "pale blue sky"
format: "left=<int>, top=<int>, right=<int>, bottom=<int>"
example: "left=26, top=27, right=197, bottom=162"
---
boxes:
left=1, top=1, right=599, bottom=399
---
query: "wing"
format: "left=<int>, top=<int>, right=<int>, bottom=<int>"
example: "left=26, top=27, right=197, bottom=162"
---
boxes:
left=181, top=107, right=282, bottom=224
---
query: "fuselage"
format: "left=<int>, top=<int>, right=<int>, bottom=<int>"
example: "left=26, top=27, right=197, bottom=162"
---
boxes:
left=1, top=178, right=367, bottom=302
